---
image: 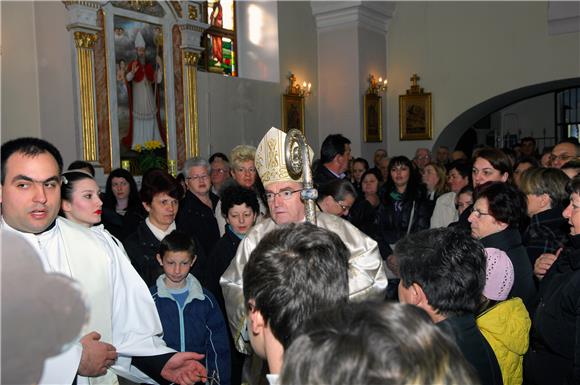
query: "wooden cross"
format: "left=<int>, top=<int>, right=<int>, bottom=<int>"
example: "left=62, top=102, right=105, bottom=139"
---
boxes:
left=410, top=73, right=420, bottom=87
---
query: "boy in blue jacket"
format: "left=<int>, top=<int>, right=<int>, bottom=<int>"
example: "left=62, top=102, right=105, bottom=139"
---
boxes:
left=151, top=231, right=231, bottom=385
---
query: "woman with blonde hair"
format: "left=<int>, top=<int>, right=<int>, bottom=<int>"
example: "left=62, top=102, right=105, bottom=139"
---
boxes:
left=422, top=161, right=449, bottom=201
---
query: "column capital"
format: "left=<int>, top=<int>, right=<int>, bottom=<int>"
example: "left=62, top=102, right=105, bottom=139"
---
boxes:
left=310, top=1, right=395, bottom=34
left=64, top=1, right=101, bottom=33
left=183, top=50, right=200, bottom=66
left=177, top=21, right=209, bottom=52
left=73, top=31, right=98, bottom=49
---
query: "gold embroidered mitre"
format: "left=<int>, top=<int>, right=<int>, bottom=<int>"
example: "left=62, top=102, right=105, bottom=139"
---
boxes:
left=255, top=127, right=313, bottom=187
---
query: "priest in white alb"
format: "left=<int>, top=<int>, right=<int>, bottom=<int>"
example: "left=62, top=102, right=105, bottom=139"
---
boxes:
left=0, top=137, right=205, bottom=385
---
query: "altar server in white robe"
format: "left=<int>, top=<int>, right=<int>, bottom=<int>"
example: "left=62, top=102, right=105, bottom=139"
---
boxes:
left=0, top=137, right=206, bottom=385
left=220, top=127, right=388, bottom=354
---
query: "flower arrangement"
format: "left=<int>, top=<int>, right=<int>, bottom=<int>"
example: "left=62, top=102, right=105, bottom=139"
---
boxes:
left=133, top=140, right=166, bottom=173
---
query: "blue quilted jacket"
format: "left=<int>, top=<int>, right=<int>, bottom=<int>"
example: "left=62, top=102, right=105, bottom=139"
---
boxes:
left=150, top=274, right=231, bottom=385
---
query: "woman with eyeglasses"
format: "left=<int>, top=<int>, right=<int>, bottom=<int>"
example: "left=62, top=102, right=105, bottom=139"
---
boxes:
left=468, top=181, right=536, bottom=311
left=214, top=145, right=268, bottom=236
left=454, top=148, right=514, bottom=229
left=175, top=156, right=221, bottom=257
left=316, top=179, right=357, bottom=218
left=123, top=170, right=185, bottom=286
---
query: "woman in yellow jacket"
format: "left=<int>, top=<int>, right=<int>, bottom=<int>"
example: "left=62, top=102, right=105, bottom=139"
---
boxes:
left=477, top=247, right=532, bottom=385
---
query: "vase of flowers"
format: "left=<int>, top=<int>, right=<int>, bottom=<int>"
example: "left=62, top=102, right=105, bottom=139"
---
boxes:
left=133, top=140, right=166, bottom=174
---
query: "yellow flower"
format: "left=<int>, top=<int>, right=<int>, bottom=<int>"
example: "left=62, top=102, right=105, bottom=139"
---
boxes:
left=133, top=144, right=142, bottom=152
left=143, top=140, right=163, bottom=151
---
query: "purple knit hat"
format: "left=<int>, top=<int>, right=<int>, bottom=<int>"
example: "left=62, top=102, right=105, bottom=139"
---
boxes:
left=483, top=247, right=514, bottom=301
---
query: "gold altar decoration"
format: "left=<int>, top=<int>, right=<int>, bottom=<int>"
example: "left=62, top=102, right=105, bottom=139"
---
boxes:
left=73, top=31, right=98, bottom=161
left=183, top=51, right=200, bottom=157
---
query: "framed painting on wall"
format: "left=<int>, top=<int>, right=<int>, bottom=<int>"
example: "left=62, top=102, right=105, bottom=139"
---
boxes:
left=282, top=94, right=305, bottom=133
left=113, top=16, right=168, bottom=173
left=364, top=94, right=382, bottom=142
left=399, top=74, right=432, bottom=141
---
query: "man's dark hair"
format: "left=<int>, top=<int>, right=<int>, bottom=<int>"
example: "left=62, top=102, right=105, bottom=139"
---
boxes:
left=67, top=160, right=95, bottom=177
left=396, top=228, right=486, bottom=317
left=320, top=134, right=351, bottom=164
left=158, top=230, right=196, bottom=259
left=220, top=184, right=260, bottom=218
left=475, top=181, right=527, bottom=229
left=209, top=152, right=230, bottom=163
left=243, top=223, right=349, bottom=349
left=280, top=301, right=477, bottom=385
left=1, top=137, right=63, bottom=185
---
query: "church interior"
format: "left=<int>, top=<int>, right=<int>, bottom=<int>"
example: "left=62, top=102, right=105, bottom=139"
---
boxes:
left=2, top=1, right=579, bottom=179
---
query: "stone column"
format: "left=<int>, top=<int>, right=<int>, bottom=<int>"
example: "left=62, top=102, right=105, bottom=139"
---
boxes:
left=177, top=7, right=207, bottom=158
left=64, top=1, right=100, bottom=162
left=310, top=1, right=394, bottom=158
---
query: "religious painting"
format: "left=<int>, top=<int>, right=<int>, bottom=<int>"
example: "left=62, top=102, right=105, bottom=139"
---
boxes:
left=113, top=15, right=167, bottom=173
left=399, top=93, right=432, bottom=140
left=203, top=0, right=237, bottom=76
left=282, top=94, right=305, bottom=134
left=399, top=74, right=432, bottom=141
left=364, top=94, right=382, bottom=142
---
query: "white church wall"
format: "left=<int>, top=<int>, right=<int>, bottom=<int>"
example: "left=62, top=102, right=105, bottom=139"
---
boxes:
left=277, top=1, right=319, bottom=151
left=196, top=72, right=281, bottom=157
left=1, top=1, right=43, bottom=141
left=385, top=1, right=580, bottom=158
left=237, top=1, right=280, bottom=83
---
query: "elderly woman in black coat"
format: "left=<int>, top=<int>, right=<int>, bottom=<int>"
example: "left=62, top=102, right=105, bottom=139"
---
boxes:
left=468, top=181, right=536, bottom=311
left=524, top=175, right=580, bottom=385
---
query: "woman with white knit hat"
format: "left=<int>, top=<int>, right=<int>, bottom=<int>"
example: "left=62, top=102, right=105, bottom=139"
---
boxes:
left=477, top=247, right=531, bottom=385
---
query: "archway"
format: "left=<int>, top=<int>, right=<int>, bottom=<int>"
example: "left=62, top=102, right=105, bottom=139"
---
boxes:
left=434, top=77, right=580, bottom=153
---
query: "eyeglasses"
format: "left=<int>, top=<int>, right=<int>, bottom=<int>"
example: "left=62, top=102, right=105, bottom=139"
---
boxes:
left=211, top=168, right=228, bottom=174
left=186, top=174, right=209, bottom=181
left=265, top=189, right=303, bottom=202
left=549, top=153, right=573, bottom=163
left=471, top=208, right=491, bottom=218
left=334, top=199, right=352, bottom=213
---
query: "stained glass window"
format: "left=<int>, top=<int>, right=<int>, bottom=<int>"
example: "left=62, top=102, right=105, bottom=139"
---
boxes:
left=202, top=0, right=237, bottom=76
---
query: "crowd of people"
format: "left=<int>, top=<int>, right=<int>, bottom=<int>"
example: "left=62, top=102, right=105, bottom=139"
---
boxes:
left=2, top=130, right=580, bottom=385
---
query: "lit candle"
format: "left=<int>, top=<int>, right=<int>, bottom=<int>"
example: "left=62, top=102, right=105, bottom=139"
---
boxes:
left=121, top=160, right=131, bottom=171
left=168, top=160, right=177, bottom=177
left=307, top=83, right=312, bottom=91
